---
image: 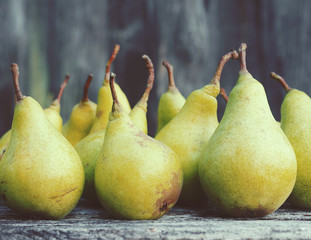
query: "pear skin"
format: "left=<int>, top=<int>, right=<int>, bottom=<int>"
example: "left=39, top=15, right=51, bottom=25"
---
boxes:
left=156, top=50, right=238, bottom=206
left=89, top=44, right=131, bottom=134
left=156, top=61, right=186, bottom=134
left=0, top=64, right=84, bottom=219
left=199, top=44, right=297, bottom=217
left=271, top=72, right=311, bottom=208
left=63, top=74, right=97, bottom=146
left=94, top=73, right=182, bottom=220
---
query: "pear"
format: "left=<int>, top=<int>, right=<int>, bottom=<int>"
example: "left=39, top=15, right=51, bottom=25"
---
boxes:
left=199, top=44, right=297, bottom=217
left=156, top=61, right=186, bottom=134
left=155, top=50, right=238, bottom=206
left=43, top=74, right=70, bottom=133
left=0, top=74, right=69, bottom=152
left=94, top=73, right=182, bottom=220
left=75, top=55, right=155, bottom=201
left=89, top=44, right=131, bottom=134
left=63, top=74, right=97, bottom=146
left=271, top=72, right=311, bottom=208
left=129, top=55, right=155, bottom=134
left=0, top=64, right=84, bottom=219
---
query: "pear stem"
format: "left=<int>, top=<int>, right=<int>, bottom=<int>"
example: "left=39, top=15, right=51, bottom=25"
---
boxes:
left=56, top=74, right=70, bottom=103
left=141, top=55, right=154, bottom=102
left=10, top=63, right=24, bottom=101
left=109, top=72, right=119, bottom=107
left=238, top=43, right=248, bottom=72
left=82, top=74, right=93, bottom=102
left=270, top=72, right=292, bottom=92
left=211, top=50, right=239, bottom=86
left=220, top=88, right=229, bottom=102
left=105, top=44, right=120, bottom=83
left=162, top=60, right=175, bottom=89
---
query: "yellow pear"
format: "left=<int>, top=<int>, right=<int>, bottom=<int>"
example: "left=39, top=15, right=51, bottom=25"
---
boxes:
left=271, top=72, right=311, bottom=208
left=94, top=73, right=182, bottom=220
left=156, top=50, right=238, bottom=206
left=0, top=64, right=84, bottom=219
left=89, top=44, right=131, bottom=134
left=129, top=55, right=154, bottom=135
left=199, top=44, right=297, bottom=217
left=0, top=74, right=69, bottom=151
left=63, top=74, right=97, bottom=146
left=76, top=55, right=155, bottom=202
left=156, top=61, right=186, bottom=134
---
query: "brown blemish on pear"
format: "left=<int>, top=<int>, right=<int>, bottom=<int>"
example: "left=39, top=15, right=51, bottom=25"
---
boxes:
left=153, top=172, right=182, bottom=217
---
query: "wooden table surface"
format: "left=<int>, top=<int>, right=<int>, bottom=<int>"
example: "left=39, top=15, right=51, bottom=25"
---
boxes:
left=0, top=199, right=310, bottom=239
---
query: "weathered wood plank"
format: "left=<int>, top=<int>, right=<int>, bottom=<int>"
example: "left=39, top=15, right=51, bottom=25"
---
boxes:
left=0, top=200, right=310, bottom=239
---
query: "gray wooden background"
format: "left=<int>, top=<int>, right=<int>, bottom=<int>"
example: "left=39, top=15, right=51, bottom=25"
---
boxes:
left=0, top=0, right=310, bottom=136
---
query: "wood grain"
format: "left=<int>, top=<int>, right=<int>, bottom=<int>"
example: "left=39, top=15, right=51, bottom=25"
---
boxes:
left=0, top=200, right=310, bottom=239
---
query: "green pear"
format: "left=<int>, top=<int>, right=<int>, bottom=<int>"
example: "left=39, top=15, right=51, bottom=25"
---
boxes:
left=0, top=74, right=70, bottom=151
left=75, top=55, right=155, bottom=202
left=156, top=50, right=238, bottom=206
left=0, top=64, right=84, bottom=219
left=89, top=44, right=131, bottom=134
left=156, top=61, right=186, bottom=134
left=63, top=74, right=97, bottom=146
left=94, top=73, right=182, bottom=220
left=199, top=44, right=297, bottom=217
left=271, top=72, right=311, bottom=208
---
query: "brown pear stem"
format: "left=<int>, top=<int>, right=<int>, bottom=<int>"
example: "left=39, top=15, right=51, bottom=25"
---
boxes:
left=270, top=72, right=292, bottom=92
left=162, top=60, right=175, bottom=88
left=238, top=43, right=248, bottom=72
left=211, top=50, right=239, bottom=86
left=10, top=63, right=24, bottom=101
left=82, top=74, right=93, bottom=102
left=56, top=74, right=70, bottom=103
left=141, top=55, right=154, bottom=102
left=109, top=72, right=119, bottom=108
left=220, top=88, right=229, bottom=102
left=105, top=44, right=120, bottom=83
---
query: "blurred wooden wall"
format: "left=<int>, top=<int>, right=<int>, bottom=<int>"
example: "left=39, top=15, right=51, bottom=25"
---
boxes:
left=1, top=0, right=311, bottom=136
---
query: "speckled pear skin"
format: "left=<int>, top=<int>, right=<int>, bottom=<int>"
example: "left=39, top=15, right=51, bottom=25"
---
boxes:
left=0, top=97, right=85, bottom=219
left=156, top=87, right=218, bottom=206
left=280, top=89, right=311, bottom=208
left=199, top=70, right=297, bottom=217
left=95, top=112, right=183, bottom=220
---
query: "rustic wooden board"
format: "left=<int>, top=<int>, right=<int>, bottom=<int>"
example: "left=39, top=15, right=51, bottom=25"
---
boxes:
left=1, top=0, right=311, bottom=136
left=0, top=200, right=310, bottom=239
